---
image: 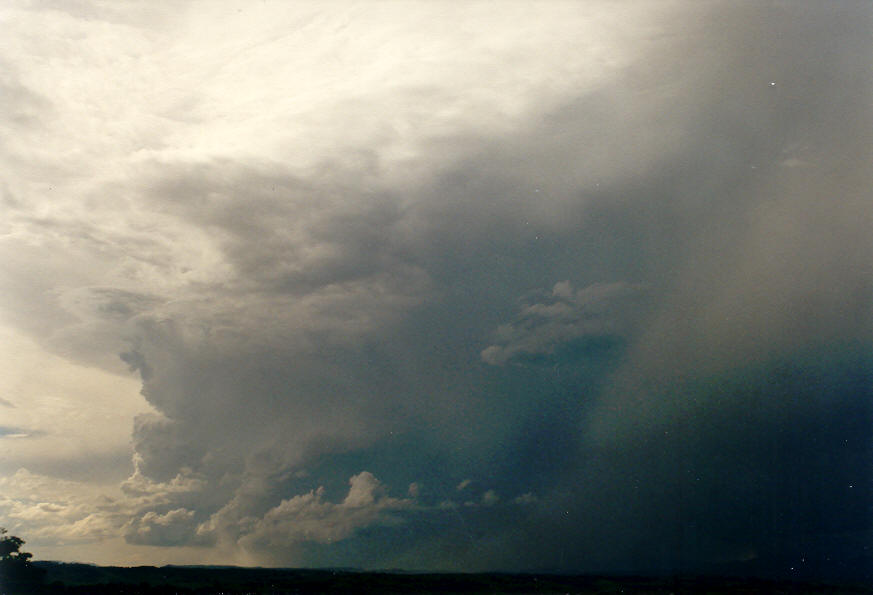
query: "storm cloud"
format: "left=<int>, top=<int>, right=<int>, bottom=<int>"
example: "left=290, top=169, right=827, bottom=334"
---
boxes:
left=0, top=0, right=870, bottom=578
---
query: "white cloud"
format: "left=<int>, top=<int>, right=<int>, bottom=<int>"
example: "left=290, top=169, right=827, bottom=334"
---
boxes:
left=0, top=469, right=124, bottom=545
left=0, top=461, right=213, bottom=551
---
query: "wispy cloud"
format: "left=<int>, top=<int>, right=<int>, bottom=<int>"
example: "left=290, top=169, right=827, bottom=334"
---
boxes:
left=0, top=426, right=34, bottom=439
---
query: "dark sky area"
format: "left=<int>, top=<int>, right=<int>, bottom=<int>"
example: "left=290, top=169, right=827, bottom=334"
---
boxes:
left=0, top=0, right=870, bottom=579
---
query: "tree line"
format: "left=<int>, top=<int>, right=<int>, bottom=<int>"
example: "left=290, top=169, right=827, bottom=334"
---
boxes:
left=0, top=528, right=45, bottom=594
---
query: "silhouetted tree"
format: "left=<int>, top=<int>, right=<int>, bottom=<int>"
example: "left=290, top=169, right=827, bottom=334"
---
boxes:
left=0, top=528, right=45, bottom=594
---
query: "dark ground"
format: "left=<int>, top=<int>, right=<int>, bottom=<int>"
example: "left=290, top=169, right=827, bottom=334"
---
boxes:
left=0, top=562, right=867, bottom=594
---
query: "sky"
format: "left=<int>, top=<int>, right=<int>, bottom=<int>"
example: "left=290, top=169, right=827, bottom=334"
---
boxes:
left=0, top=0, right=871, bottom=577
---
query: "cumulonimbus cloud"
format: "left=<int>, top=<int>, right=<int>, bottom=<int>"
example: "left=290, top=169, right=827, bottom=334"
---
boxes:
left=0, top=0, right=870, bottom=574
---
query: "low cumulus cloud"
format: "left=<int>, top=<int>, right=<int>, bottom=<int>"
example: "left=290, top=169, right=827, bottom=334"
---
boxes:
left=124, top=508, right=200, bottom=547
left=0, top=470, right=123, bottom=545
left=233, top=472, right=414, bottom=552
left=482, top=281, right=647, bottom=366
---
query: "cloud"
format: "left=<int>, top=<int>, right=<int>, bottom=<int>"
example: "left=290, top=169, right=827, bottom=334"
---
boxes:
left=120, top=454, right=207, bottom=501
left=0, top=465, right=207, bottom=548
left=0, top=469, right=123, bottom=545
left=222, top=472, right=414, bottom=553
left=0, top=327, right=149, bottom=482
left=481, top=490, right=499, bottom=507
left=0, top=426, right=35, bottom=439
left=123, top=508, right=202, bottom=547
left=481, top=281, right=648, bottom=366
left=0, top=0, right=870, bottom=576
left=513, top=493, right=537, bottom=505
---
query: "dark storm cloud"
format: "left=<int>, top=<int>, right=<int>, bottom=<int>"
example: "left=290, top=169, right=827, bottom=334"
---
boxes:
left=120, top=1, right=872, bottom=573
left=581, top=1, right=873, bottom=443
left=467, top=2, right=873, bottom=577
left=410, top=2, right=869, bottom=575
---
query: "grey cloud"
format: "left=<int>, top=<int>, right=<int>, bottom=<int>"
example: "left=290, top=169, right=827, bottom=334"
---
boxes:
left=512, top=493, right=536, bottom=505
left=482, top=281, right=647, bottom=366
left=139, top=160, right=425, bottom=299
left=581, top=1, right=873, bottom=446
left=0, top=426, right=37, bottom=439
left=0, top=233, right=174, bottom=375
left=59, top=287, right=165, bottom=322
left=129, top=415, right=203, bottom=482
left=0, top=451, right=135, bottom=486
left=123, top=317, right=398, bottom=484
left=117, top=458, right=218, bottom=548
left=120, top=455, right=207, bottom=500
